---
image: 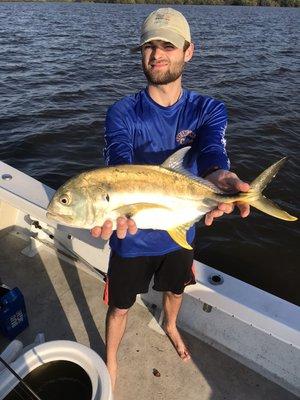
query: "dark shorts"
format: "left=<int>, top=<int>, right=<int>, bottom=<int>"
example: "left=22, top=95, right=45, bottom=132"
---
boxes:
left=103, top=248, right=196, bottom=309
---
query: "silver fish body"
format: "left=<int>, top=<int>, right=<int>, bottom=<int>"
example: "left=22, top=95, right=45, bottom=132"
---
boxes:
left=46, top=147, right=297, bottom=249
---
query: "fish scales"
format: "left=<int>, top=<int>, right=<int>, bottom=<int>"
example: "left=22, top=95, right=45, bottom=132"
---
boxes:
left=83, top=164, right=217, bottom=201
left=46, top=147, right=297, bottom=249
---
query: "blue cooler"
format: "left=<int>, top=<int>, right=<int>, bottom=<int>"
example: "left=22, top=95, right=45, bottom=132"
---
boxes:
left=0, top=285, right=29, bottom=339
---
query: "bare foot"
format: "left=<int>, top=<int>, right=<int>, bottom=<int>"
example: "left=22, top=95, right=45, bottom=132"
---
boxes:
left=107, top=359, right=117, bottom=391
left=164, top=325, right=191, bottom=362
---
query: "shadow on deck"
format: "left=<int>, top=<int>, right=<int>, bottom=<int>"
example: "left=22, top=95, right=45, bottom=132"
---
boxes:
left=0, top=231, right=297, bottom=400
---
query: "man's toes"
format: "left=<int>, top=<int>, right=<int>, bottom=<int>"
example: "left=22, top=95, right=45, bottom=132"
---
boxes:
left=180, top=349, right=191, bottom=362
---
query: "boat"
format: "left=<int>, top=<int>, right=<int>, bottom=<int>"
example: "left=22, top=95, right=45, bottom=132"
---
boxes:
left=0, top=160, right=299, bottom=399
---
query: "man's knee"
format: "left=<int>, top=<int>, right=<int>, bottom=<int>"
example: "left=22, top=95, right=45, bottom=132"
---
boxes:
left=108, top=306, right=130, bottom=318
left=165, top=291, right=183, bottom=300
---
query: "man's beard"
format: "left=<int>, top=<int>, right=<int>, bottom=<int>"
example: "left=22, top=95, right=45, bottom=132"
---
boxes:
left=143, top=59, right=185, bottom=85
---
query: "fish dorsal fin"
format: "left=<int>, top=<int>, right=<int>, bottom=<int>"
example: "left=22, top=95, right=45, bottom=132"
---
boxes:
left=161, top=146, right=222, bottom=194
left=161, top=146, right=191, bottom=170
left=113, top=203, right=169, bottom=218
left=167, top=222, right=194, bottom=250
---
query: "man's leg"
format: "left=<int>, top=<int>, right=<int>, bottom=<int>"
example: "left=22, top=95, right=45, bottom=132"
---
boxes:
left=163, top=291, right=191, bottom=361
left=104, top=251, right=154, bottom=390
left=106, top=306, right=130, bottom=390
left=154, top=248, right=194, bottom=361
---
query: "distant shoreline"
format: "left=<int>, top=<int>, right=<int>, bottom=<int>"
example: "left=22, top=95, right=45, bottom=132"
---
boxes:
left=0, top=0, right=298, bottom=7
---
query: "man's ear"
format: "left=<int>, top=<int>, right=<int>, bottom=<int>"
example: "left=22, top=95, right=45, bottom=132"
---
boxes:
left=184, top=42, right=194, bottom=62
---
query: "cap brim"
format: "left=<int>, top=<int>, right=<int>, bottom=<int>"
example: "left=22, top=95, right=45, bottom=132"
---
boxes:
left=130, top=29, right=188, bottom=53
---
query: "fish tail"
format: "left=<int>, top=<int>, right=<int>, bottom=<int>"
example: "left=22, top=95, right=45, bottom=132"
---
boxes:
left=235, top=157, right=297, bottom=222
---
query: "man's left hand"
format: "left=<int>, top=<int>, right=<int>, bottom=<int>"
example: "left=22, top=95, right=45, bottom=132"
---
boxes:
left=204, top=169, right=250, bottom=226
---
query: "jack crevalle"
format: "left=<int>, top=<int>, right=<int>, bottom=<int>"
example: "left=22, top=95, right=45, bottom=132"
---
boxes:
left=46, top=147, right=297, bottom=249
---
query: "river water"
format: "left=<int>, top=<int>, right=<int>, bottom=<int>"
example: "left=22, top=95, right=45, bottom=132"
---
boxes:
left=0, top=3, right=299, bottom=305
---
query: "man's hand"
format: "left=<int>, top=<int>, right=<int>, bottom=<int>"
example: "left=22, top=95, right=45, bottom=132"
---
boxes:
left=204, top=169, right=250, bottom=226
left=90, top=217, right=138, bottom=240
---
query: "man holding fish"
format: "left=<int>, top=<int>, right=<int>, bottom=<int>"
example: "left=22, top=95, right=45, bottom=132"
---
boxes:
left=47, top=8, right=296, bottom=392
left=92, top=8, right=250, bottom=390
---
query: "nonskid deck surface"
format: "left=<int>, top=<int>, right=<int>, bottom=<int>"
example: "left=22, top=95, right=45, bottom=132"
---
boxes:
left=0, top=232, right=297, bottom=400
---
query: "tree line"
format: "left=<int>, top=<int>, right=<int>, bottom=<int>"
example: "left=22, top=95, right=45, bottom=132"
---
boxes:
left=2, top=0, right=298, bottom=5
left=94, top=0, right=298, bottom=5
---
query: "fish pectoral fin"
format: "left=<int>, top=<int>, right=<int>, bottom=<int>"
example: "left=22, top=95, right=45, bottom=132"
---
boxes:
left=167, top=223, right=193, bottom=250
left=113, top=203, right=169, bottom=219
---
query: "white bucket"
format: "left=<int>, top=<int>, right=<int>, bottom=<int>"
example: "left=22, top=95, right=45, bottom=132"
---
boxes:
left=0, top=340, right=113, bottom=400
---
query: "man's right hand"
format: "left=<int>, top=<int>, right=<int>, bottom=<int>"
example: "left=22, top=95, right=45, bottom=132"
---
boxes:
left=90, top=217, right=138, bottom=240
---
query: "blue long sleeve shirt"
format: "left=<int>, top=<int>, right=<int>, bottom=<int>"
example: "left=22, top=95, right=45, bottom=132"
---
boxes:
left=104, top=88, right=230, bottom=257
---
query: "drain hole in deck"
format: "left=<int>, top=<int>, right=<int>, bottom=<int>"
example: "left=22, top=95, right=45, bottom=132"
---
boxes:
left=209, top=274, right=224, bottom=285
left=4, top=360, right=93, bottom=400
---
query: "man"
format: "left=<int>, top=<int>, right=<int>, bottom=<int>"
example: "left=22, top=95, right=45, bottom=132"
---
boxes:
left=91, top=8, right=250, bottom=390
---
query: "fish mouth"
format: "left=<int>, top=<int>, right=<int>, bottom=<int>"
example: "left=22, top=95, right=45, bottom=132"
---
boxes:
left=46, top=212, right=74, bottom=224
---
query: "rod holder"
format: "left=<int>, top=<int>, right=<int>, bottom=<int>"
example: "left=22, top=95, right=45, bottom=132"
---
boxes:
left=203, top=303, right=212, bottom=313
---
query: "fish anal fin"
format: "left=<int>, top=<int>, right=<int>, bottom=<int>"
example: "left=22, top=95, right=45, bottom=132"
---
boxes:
left=167, top=223, right=193, bottom=250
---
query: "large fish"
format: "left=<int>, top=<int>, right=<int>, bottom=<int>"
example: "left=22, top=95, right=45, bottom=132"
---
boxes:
left=46, top=147, right=297, bottom=249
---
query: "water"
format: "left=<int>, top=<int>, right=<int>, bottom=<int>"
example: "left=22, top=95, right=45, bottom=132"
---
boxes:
left=4, top=360, right=92, bottom=399
left=0, top=3, right=299, bottom=305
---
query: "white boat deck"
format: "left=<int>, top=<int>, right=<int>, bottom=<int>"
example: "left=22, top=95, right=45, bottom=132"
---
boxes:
left=0, top=231, right=297, bottom=400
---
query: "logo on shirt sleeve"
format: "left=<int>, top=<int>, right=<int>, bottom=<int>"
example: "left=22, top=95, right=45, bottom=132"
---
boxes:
left=176, top=130, right=196, bottom=145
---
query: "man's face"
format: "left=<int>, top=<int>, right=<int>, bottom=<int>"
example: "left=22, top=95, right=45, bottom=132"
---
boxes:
left=141, top=40, right=192, bottom=85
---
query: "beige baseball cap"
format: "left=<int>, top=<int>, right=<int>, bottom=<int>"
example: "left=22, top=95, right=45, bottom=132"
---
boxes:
left=131, top=8, right=191, bottom=52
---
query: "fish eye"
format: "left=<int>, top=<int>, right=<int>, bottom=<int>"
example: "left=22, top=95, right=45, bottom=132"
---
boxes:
left=59, top=194, right=71, bottom=205
left=106, top=194, right=110, bottom=202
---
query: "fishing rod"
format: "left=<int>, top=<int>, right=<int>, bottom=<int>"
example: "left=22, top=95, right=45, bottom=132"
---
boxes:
left=30, top=220, right=107, bottom=280
left=0, top=355, right=43, bottom=400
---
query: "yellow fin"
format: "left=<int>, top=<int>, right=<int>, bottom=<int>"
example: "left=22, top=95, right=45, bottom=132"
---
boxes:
left=249, top=196, right=297, bottom=222
left=113, top=203, right=169, bottom=218
left=215, top=157, right=297, bottom=222
left=167, top=223, right=193, bottom=250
